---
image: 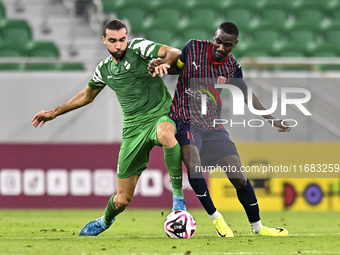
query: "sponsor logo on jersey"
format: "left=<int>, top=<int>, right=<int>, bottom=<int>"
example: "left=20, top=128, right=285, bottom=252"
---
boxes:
left=217, top=76, right=226, bottom=84
left=192, top=61, right=200, bottom=70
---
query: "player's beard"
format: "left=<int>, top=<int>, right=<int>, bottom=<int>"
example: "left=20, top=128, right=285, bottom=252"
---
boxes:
left=108, top=49, right=126, bottom=60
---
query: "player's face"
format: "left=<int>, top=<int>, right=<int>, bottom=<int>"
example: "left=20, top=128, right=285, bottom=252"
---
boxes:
left=103, top=28, right=128, bottom=62
left=212, top=29, right=238, bottom=62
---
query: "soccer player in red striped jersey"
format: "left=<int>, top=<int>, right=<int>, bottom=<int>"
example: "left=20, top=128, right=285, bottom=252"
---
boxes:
left=148, top=22, right=290, bottom=237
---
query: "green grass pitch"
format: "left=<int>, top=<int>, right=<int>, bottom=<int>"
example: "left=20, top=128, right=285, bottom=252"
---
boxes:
left=0, top=209, right=339, bottom=255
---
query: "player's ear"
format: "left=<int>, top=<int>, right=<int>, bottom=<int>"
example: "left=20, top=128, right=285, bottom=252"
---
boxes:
left=234, top=39, right=239, bottom=48
left=213, top=31, right=217, bottom=41
left=102, top=36, right=106, bottom=45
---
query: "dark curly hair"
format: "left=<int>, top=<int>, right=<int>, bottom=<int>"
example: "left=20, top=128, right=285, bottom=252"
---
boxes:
left=219, top=22, right=239, bottom=38
left=103, top=19, right=128, bottom=37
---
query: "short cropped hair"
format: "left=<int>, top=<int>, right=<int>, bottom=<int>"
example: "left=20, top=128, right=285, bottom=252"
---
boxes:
left=218, top=22, right=239, bottom=37
left=103, top=19, right=128, bottom=37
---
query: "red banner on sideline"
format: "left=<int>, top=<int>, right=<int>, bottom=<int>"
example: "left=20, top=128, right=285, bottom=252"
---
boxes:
left=0, top=143, right=201, bottom=209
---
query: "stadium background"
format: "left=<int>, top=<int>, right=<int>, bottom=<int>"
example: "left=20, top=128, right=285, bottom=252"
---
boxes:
left=0, top=0, right=339, bottom=211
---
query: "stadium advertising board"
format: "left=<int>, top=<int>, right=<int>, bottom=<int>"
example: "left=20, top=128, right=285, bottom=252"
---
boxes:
left=0, top=144, right=199, bottom=209
left=209, top=142, right=340, bottom=211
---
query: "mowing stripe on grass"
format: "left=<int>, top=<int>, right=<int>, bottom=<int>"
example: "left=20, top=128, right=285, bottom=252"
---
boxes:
left=3, top=233, right=340, bottom=240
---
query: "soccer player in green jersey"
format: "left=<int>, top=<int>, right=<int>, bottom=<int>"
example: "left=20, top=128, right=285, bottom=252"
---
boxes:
left=32, top=19, right=185, bottom=236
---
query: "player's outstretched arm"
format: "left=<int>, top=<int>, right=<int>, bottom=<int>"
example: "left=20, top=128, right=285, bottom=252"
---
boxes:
left=269, top=119, right=291, bottom=132
left=148, top=45, right=182, bottom=77
left=245, top=91, right=291, bottom=132
left=32, top=85, right=101, bottom=127
left=157, top=45, right=181, bottom=66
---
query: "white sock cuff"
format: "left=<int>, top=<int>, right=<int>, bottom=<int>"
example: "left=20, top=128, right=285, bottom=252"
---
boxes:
left=250, top=220, right=262, bottom=234
left=210, top=210, right=222, bottom=220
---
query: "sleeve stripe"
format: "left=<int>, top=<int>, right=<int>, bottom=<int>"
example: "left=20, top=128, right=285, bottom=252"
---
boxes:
left=146, top=44, right=156, bottom=57
left=131, top=38, right=159, bottom=58
left=94, top=66, right=104, bottom=83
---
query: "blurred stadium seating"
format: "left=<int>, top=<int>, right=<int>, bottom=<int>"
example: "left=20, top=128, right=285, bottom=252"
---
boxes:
left=0, top=0, right=339, bottom=71
left=0, top=0, right=6, bottom=22
left=28, top=41, right=60, bottom=58
left=0, top=0, right=85, bottom=71
left=0, top=19, right=32, bottom=48
left=94, top=0, right=340, bottom=67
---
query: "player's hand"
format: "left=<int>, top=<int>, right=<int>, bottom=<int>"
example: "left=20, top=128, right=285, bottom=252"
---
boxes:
left=32, top=111, right=55, bottom=127
left=270, top=119, right=291, bottom=132
left=147, top=58, right=170, bottom=77
left=147, top=58, right=159, bottom=77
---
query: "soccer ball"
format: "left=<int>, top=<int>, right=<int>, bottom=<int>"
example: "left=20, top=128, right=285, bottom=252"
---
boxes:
left=164, top=210, right=196, bottom=239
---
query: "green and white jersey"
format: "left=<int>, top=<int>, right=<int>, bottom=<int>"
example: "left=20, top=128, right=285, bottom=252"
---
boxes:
left=88, top=38, right=172, bottom=128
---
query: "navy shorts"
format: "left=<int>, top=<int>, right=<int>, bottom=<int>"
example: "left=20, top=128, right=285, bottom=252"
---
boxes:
left=175, top=121, right=239, bottom=165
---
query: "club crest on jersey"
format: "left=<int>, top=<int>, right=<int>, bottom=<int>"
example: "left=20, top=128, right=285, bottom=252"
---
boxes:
left=217, top=76, right=226, bottom=84
left=124, top=60, right=131, bottom=70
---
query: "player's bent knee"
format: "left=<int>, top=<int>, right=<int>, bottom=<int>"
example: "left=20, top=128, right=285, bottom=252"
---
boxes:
left=231, top=177, right=248, bottom=189
left=157, top=130, right=177, bottom=148
left=157, top=122, right=177, bottom=148
left=190, top=155, right=201, bottom=167
left=182, top=149, right=201, bottom=171
left=116, top=196, right=132, bottom=209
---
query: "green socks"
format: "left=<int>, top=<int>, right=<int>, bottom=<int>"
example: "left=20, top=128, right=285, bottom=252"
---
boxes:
left=163, top=143, right=184, bottom=198
left=173, top=187, right=184, bottom=198
left=103, top=194, right=126, bottom=226
left=103, top=143, right=184, bottom=227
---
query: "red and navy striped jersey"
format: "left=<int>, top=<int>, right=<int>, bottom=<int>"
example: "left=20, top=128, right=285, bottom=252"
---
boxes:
left=169, top=39, right=247, bottom=130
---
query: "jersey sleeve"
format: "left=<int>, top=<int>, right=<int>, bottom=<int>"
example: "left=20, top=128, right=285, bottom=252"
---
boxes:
left=88, top=61, right=107, bottom=90
left=230, top=78, right=247, bottom=94
left=234, top=60, right=243, bottom=78
left=228, top=59, right=247, bottom=93
left=179, top=39, right=194, bottom=64
left=128, top=38, right=162, bottom=59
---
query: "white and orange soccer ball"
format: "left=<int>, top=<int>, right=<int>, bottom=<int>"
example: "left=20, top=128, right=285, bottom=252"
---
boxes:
left=164, top=210, right=196, bottom=239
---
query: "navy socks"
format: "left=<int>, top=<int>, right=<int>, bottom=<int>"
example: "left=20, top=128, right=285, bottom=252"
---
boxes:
left=187, top=171, right=216, bottom=215
left=236, top=179, right=260, bottom=223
